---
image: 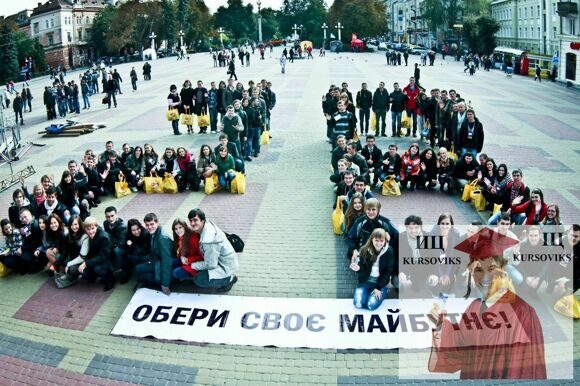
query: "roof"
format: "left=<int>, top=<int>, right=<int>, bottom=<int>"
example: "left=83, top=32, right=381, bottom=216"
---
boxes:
left=493, top=46, right=527, bottom=56
left=31, top=0, right=74, bottom=17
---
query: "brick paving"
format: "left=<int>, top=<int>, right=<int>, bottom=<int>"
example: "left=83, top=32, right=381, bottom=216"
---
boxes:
left=0, top=47, right=578, bottom=385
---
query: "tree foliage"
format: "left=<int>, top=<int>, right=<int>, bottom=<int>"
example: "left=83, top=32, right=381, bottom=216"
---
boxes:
left=14, top=32, right=47, bottom=74
left=463, top=15, right=499, bottom=54
left=213, top=0, right=256, bottom=40
left=421, top=0, right=462, bottom=33
left=278, top=0, right=327, bottom=45
left=88, top=5, right=116, bottom=56
left=0, top=22, right=20, bottom=83
left=327, top=0, right=387, bottom=42
left=259, top=8, right=280, bottom=40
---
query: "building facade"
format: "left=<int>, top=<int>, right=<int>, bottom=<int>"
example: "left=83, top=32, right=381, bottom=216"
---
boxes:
left=387, top=0, right=431, bottom=46
left=29, top=0, right=107, bottom=69
left=557, top=1, right=579, bottom=84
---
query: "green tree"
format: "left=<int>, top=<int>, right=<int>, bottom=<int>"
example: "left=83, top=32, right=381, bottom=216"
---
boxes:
left=327, top=0, right=387, bottom=42
left=0, top=23, right=20, bottom=83
left=278, top=0, right=327, bottom=45
left=88, top=5, right=116, bottom=56
left=14, top=32, right=47, bottom=74
left=185, top=0, right=212, bottom=50
left=260, top=8, right=280, bottom=40
left=421, top=0, right=461, bottom=33
left=462, top=15, right=499, bottom=54
left=213, top=0, right=256, bottom=41
left=160, top=0, right=177, bottom=50
left=177, top=0, right=189, bottom=29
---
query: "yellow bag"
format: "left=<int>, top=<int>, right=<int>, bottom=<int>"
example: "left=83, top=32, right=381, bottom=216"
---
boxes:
left=0, top=261, right=10, bottom=278
left=181, top=114, right=194, bottom=126
left=352, top=130, right=360, bottom=143
left=260, top=130, right=270, bottom=145
left=198, top=111, right=210, bottom=127
left=554, top=294, right=580, bottom=319
left=143, top=171, right=163, bottom=194
left=162, top=173, right=178, bottom=194
left=461, top=180, right=478, bottom=202
left=448, top=145, right=458, bottom=161
left=114, top=172, right=132, bottom=198
left=370, top=112, right=377, bottom=133
left=332, top=198, right=344, bottom=235
left=166, top=108, right=179, bottom=121
left=204, top=174, right=219, bottom=195
left=470, top=190, right=486, bottom=211
left=231, top=172, right=246, bottom=194
left=492, top=203, right=503, bottom=215
left=401, top=111, right=412, bottom=129
left=381, top=176, right=401, bottom=196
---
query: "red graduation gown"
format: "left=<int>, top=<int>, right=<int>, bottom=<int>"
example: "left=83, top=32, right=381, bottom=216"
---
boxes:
left=429, top=291, right=546, bottom=379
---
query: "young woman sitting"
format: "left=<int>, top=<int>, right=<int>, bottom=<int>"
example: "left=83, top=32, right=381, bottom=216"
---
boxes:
left=0, top=219, right=23, bottom=274
left=197, top=144, right=216, bottom=181
left=63, top=215, right=89, bottom=275
left=43, top=214, right=68, bottom=273
left=481, top=163, right=511, bottom=206
left=400, top=143, right=421, bottom=191
left=417, top=148, right=438, bottom=190
left=437, top=147, right=455, bottom=194
left=510, top=188, right=548, bottom=225
left=171, top=219, right=204, bottom=281
left=214, top=146, right=236, bottom=190
left=343, top=192, right=365, bottom=234
left=125, top=218, right=152, bottom=268
left=124, top=146, right=145, bottom=192
left=176, top=147, right=200, bottom=192
left=350, top=228, right=394, bottom=310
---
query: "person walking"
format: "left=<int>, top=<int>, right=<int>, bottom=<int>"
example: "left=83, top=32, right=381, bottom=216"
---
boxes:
left=106, top=74, right=117, bottom=109
left=130, top=67, right=138, bottom=91
left=534, top=65, right=542, bottom=82
left=280, top=54, right=287, bottom=74
left=227, top=59, right=237, bottom=80
left=12, top=92, right=24, bottom=125
left=81, top=80, right=90, bottom=110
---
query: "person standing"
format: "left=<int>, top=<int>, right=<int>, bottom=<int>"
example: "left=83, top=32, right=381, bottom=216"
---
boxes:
left=208, top=81, right=219, bottom=134
left=22, top=85, right=33, bottom=112
left=106, top=74, right=117, bottom=109
left=130, top=67, right=138, bottom=91
left=12, top=92, right=24, bottom=125
left=112, top=69, right=123, bottom=94
left=389, top=82, right=406, bottom=137
left=402, top=77, right=421, bottom=137
left=180, top=80, right=195, bottom=134
left=187, top=208, right=239, bottom=292
left=356, top=83, right=373, bottom=135
left=280, top=54, right=287, bottom=74
left=372, top=82, right=389, bottom=137
left=227, top=59, right=237, bottom=80
left=193, top=80, right=209, bottom=134
left=403, top=51, right=409, bottom=66
left=81, top=79, right=90, bottom=109
left=534, top=65, right=542, bottom=82
left=167, top=84, right=182, bottom=135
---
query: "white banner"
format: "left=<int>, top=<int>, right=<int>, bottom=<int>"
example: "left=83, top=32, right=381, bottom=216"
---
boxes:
left=111, top=289, right=490, bottom=349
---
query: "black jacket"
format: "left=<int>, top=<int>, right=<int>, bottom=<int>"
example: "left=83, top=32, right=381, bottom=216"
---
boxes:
left=457, top=118, right=484, bottom=153
left=357, top=246, right=395, bottom=289
left=389, top=90, right=407, bottom=113
left=372, top=88, right=389, bottom=110
left=453, top=157, right=479, bottom=180
left=21, top=219, right=42, bottom=253
left=103, top=218, right=127, bottom=249
left=331, top=145, right=347, bottom=172
left=361, top=146, right=383, bottom=171
left=380, top=153, right=402, bottom=177
left=348, top=215, right=399, bottom=259
left=356, top=89, right=373, bottom=109
left=85, top=227, right=113, bottom=270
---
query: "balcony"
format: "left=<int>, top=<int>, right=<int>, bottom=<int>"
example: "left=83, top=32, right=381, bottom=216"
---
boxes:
left=557, top=2, right=578, bottom=17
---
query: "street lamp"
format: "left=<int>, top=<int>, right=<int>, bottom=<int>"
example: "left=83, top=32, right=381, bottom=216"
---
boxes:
left=292, top=24, right=301, bottom=41
left=218, top=27, right=225, bottom=47
left=335, top=22, right=343, bottom=42
left=256, top=0, right=263, bottom=43
left=178, top=29, right=184, bottom=49
left=321, top=23, right=328, bottom=48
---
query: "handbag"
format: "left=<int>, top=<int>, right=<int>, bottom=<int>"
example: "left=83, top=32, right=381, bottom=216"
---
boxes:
left=332, top=197, right=344, bottom=235
left=401, top=111, right=412, bottom=129
left=226, top=233, right=244, bottom=253
left=162, top=173, right=178, bottom=194
left=381, top=176, right=401, bottom=196
left=231, top=172, right=246, bottom=194
left=166, top=108, right=179, bottom=121
left=54, top=272, right=77, bottom=289
left=554, top=294, right=580, bottom=319
left=181, top=114, right=194, bottom=126
left=260, top=130, right=270, bottom=145
left=0, top=261, right=10, bottom=278
left=204, top=174, right=219, bottom=195
left=420, top=121, right=431, bottom=138
left=102, top=96, right=109, bottom=105
left=461, top=180, right=479, bottom=202
left=143, top=171, right=163, bottom=194
left=198, top=108, right=210, bottom=127
left=370, top=112, right=377, bottom=133
left=114, top=172, right=132, bottom=198
left=492, top=203, right=503, bottom=215
left=470, top=189, right=487, bottom=211
left=448, top=145, right=458, bottom=161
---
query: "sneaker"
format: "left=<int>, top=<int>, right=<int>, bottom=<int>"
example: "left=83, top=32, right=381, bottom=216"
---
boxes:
left=131, top=187, right=138, bottom=192
left=244, top=157, right=253, bottom=161
left=217, top=275, right=238, bottom=292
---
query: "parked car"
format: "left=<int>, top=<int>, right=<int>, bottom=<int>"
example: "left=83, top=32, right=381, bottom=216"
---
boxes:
left=378, top=42, right=387, bottom=51
left=409, top=45, right=431, bottom=55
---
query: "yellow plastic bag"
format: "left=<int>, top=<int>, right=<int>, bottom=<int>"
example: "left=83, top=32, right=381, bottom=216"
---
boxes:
left=554, top=294, right=580, bottom=319
left=332, top=197, right=344, bottom=235
left=352, top=130, right=359, bottom=143
left=204, top=174, right=219, bottom=195
left=461, top=180, right=478, bottom=202
left=198, top=112, right=210, bottom=127
left=143, top=171, right=163, bottom=194
left=231, top=172, right=246, bottom=194
left=381, top=176, right=401, bottom=196
left=181, top=114, right=194, bottom=125
left=448, top=145, right=458, bottom=161
left=492, top=203, right=503, bottom=215
left=261, top=130, right=270, bottom=145
left=162, top=173, right=178, bottom=194
left=401, top=111, right=412, bottom=129
left=114, top=172, right=132, bottom=198
left=0, top=261, right=10, bottom=278
left=166, top=108, right=179, bottom=121
left=370, top=112, right=377, bottom=133
left=470, top=190, right=487, bottom=211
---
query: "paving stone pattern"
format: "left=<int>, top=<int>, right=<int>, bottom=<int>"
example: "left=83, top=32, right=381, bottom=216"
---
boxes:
left=0, top=48, right=578, bottom=385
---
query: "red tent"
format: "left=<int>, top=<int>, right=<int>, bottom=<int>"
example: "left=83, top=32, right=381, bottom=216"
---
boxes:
left=350, top=33, right=364, bottom=51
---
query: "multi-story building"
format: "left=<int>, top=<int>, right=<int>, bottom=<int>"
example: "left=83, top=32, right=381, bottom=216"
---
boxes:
left=3, top=9, right=34, bottom=36
left=29, top=0, right=107, bottom=69
left=557, top=1, right=579, bottom=84
left=387, top=0, right=431, bottom=46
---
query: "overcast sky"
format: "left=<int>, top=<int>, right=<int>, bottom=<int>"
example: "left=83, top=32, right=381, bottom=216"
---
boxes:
left=1, top=0, right=335, bottom=18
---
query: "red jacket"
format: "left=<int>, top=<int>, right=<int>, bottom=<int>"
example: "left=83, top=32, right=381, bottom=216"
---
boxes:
left=511, top=201, right=548, bottom=225
left=400, top=150, right=421, bottom=180
left=176, top=233, right=204, bottom=275
left=403, top=84, right=420, bottom=110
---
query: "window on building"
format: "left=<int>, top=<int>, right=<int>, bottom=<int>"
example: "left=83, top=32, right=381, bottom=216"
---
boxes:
left=553, top=26, right=557, bottom=38
left=67, top=31, right=72, bottom=43
left=570, top=19, right=576, bottom=35
left=77, top=17, right=81, bottom=25
left=525, top=8, right=527, bottom=18
left=47, top=33, right=54, bottom=46
left=530, top=6, right=533, bottom=18
left=50, top=18, right=54, bottom=27
left=524, top=27, right=527, bottom=38
left=78, top=29, right=82, bottom=40
left=86, top=16, right=90, bottom=24
left=33, top=22, right=39, bottom=34
left=45, top=20, right=49, bottom=29
left=537, top=5, right=540, bottom=16
left=519, top=27, right=522, bottom=37
left=538, top=27, right=540, bottom=38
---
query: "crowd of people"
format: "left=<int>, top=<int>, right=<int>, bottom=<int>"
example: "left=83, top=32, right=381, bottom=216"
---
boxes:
left=1, top=82, right=33, bottom=126
left=324, top=79, right=576, bottom=310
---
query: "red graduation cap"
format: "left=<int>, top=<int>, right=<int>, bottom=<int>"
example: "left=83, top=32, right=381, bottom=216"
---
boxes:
left=454, top=228, right=519, bottom=260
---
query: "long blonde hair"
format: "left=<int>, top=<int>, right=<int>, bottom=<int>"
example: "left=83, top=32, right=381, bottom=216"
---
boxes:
left=359, top=228, right=389, bottom=265
left=344, top=193, right=365, bottom=231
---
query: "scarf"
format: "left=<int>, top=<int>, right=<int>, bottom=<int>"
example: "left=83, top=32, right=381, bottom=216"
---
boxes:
left=177, top=151, right=192, bottom=171
left=44, top=199, right=57, bottom=215
left=438, top=155, right=450, bottom=169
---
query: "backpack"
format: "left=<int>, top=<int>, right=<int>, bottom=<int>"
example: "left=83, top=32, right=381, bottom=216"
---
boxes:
left=225, top=233, right=244, bottom=253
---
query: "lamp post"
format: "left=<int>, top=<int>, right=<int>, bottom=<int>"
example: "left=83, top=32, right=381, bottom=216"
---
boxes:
left=218, top=27, right=225, bottom=47
left=178, top=29, right=184, bottom=49
left=292, top=23, right=301, bottom=41
left=321, top=22, right=328, bottom=48
left=256, top=0, right=263, bottom=43
left=410, top=7, right=417, bottom=45
left=335, top=21, right=344, bottom=42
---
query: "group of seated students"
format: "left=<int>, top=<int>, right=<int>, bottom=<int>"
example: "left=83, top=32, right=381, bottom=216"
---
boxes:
left=0, top=206, right=239, bottom=294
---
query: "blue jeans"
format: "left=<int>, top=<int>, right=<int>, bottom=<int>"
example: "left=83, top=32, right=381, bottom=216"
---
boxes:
left=73, top=98, right=80, bottom=114
left=487, top=211, right=526, bottom=225
left=252, top=127, right=262, bottom=156
left=359, top=108, right=370, bottom=133
left=193, top=270, right=232, bottom=288
left=353, top=282, right=389, bottom=310
left=246, top=126, right=259, bottom=157
left=218, top=170, right=236, bottom=188
left=82, top=94, right=90, bottom=108
left=460, top=147, right=478, bottom=158
left=209, top=108, right=218, bottom=132
left=391, top=111, right=402, bottom=135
